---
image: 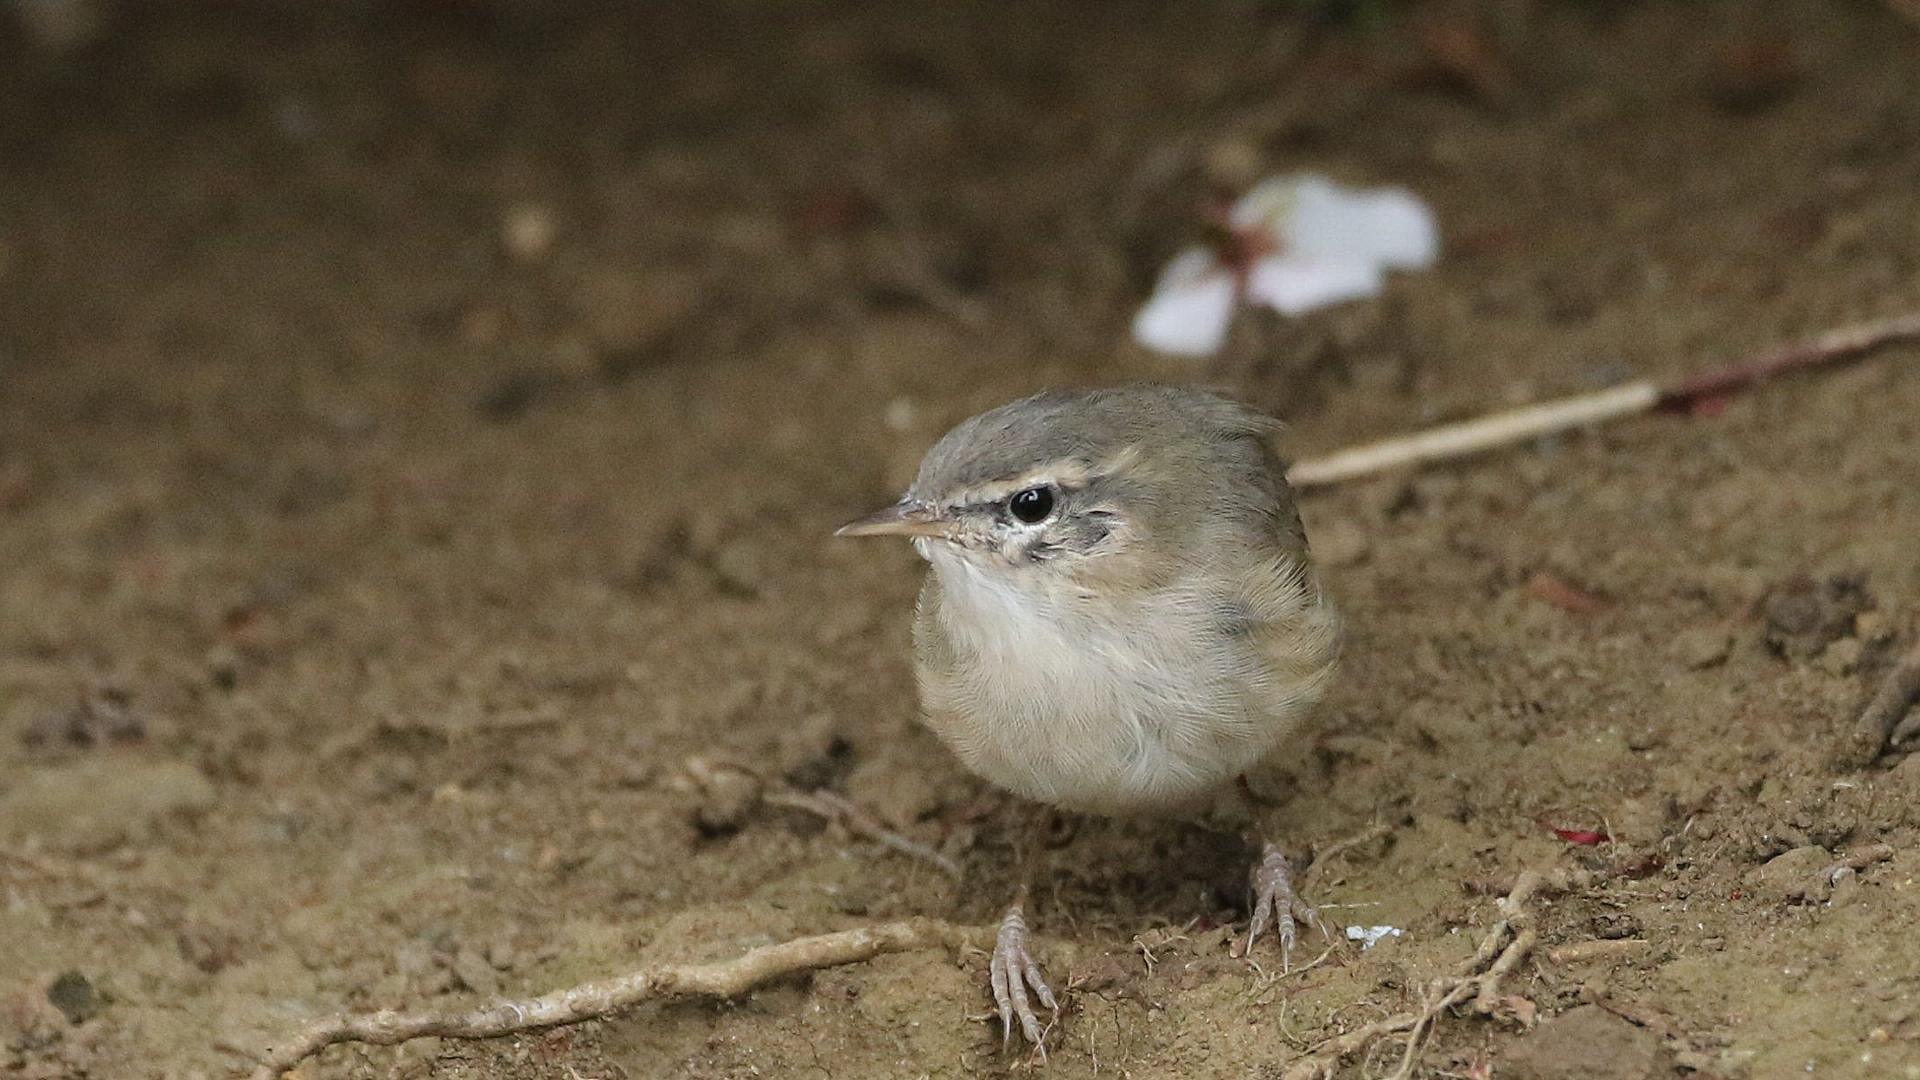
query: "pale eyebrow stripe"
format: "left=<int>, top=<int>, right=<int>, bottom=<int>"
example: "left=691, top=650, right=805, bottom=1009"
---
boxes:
left=949, top=445, right=1140, bottom=506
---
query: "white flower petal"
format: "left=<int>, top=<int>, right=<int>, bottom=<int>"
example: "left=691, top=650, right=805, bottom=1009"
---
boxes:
left=1233, top=173, right=1440, bottom=271
left=1132, top=248, right=1238, bottom=356
left=1290, top=178, right=1438, bottom=269
left=1246, top=254, right=1384, bottom=315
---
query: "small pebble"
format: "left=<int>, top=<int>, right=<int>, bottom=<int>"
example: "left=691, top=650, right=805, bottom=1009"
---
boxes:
left=689, top=760, right=763, bottom=834
left=486, top=937, right=518, bottom=971
left=1853, top=610, right=1892, bottom=643
left=1747, top=844, right=1832, bottom=904
left=1671, top=627, right=1733, bottom=670
left=47, top=971, right=98, bottom=1024
left=501, top=203, right=558, bottom=261
left=1817, top=636, right=1863, bottom=677
left=451, top=947, right=500, bottom=995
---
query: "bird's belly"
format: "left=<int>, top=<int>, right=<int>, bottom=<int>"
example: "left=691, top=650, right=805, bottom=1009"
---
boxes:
left=921, top=625, right=1272, bottom=815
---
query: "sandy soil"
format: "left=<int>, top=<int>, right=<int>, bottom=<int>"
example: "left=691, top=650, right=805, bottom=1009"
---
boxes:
left=4, top=2, right=1920, bottom=1078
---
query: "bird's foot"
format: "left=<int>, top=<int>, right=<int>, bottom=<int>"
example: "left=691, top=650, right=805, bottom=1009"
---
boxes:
left=989, top=896, right=1058, bottom=1058
left=1237, top=841, right=1334, bottom=967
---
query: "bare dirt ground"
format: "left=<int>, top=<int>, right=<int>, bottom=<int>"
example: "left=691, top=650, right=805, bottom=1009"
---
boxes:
left=4, top=2, right=1920, bottom=1078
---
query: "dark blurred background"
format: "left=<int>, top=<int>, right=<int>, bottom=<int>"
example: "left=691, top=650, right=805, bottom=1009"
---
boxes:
left=4, top=3, right=1920, bottom=1078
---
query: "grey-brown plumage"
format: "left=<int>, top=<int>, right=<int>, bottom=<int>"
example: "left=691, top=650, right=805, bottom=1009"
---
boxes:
left=837, top=383, right=1343, bottom=1052
left=847, top=384, right=1339, bottom=813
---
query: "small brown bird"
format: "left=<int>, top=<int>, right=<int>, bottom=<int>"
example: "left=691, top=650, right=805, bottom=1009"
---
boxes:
left=838, top=384, right=1342, bottom=1052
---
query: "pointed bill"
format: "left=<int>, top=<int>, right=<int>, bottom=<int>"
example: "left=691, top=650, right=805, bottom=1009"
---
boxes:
left=834, top=500, right=948, bottom=538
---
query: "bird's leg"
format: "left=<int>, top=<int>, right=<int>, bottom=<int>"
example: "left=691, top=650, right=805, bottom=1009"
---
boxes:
left=986, top=807, right=1059, bottom=1058
left=989, top=884, right=1057, bottom=1056
left=1239, top=841, right=1335, bottom=967
left=1232, top=776, right=1335, bottom=967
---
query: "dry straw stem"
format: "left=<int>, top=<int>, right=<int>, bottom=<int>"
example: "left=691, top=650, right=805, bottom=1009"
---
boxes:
left=1838, top=637, right=1920, bottom=768
left=1301, top=820, right=1395, bottom=890
left=1286, top=310, right=1920, bottom=489
left=244, top=918, right=989, bottom=1079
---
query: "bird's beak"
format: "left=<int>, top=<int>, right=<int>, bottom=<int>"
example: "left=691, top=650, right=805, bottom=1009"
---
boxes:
left=834, top=500, right=948, bottom=538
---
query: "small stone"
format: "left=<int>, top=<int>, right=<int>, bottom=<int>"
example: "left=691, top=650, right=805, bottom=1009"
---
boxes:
left=844, top=756, right=950, bottom=827
left=709, top=538, right=769, bottom=597
left=46, top=971, right=98, bottom=1025
left=689, top=761, right=763, bottom=835
left=1501, top=1004, right=1667, bottom=1080
left=485, top=937, right=517, bottom=971
left=1762, top=575, right=1870, bottom=662
left=1853, top=610, right=1893, bottom=643
left=1817, top=636, right=1863, bottom=677
left=177, top=925, right=240, bottom=974
left=450, top=947, right=499, bottom=996
left=500, top=203, right=557, bottom=261
left=1671, top=627, right=1732, bottom=670
left=778, top=715, right=853, bottom=791
left=1591, top=911, right=1641, bottom=940
left=0, top=757, right=217, bottom=852
left=1746, top=844, right=1833, bottom=905
left=393, top=939, right=436, bottom=978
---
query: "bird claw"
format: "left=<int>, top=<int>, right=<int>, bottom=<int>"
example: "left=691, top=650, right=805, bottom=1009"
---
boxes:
left=989, top=901, right=1057, bottom=1058
left=1239, top=842, right=1333, bottom=968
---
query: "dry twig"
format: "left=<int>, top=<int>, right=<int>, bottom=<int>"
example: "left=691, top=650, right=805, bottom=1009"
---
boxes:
left=686, top=757, right=961, bottom=879
left=1287, top=310, right=1920, bottom=489
left=1837, top=638, right=1920, bottom=768
left=764, top=787, right=963, bottom=879
left=1278, top=866, right=1579, bottom=1079
left=242, top=918, right=988, bottom=1079
left=1301, top=821, right=1394, bottom=891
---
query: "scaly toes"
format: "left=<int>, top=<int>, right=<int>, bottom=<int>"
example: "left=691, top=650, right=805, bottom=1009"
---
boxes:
left=990, top=902, right=1056, bottom=1057
left=1241, top=842, right=1330, bottom=969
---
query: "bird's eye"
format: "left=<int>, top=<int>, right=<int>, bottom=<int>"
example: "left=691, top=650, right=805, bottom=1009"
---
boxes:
left=1007, top=486, right=1055, bottom=524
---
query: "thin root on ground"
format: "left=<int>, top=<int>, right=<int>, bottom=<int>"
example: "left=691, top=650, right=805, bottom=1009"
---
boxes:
left=1279, top=865, right=1583, bottom=1080
left=239, top=919, right=990, bottom=1079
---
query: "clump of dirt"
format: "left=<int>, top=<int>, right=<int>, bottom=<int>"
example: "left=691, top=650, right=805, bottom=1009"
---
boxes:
left=3, top=2, right=1920, bottom=1078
